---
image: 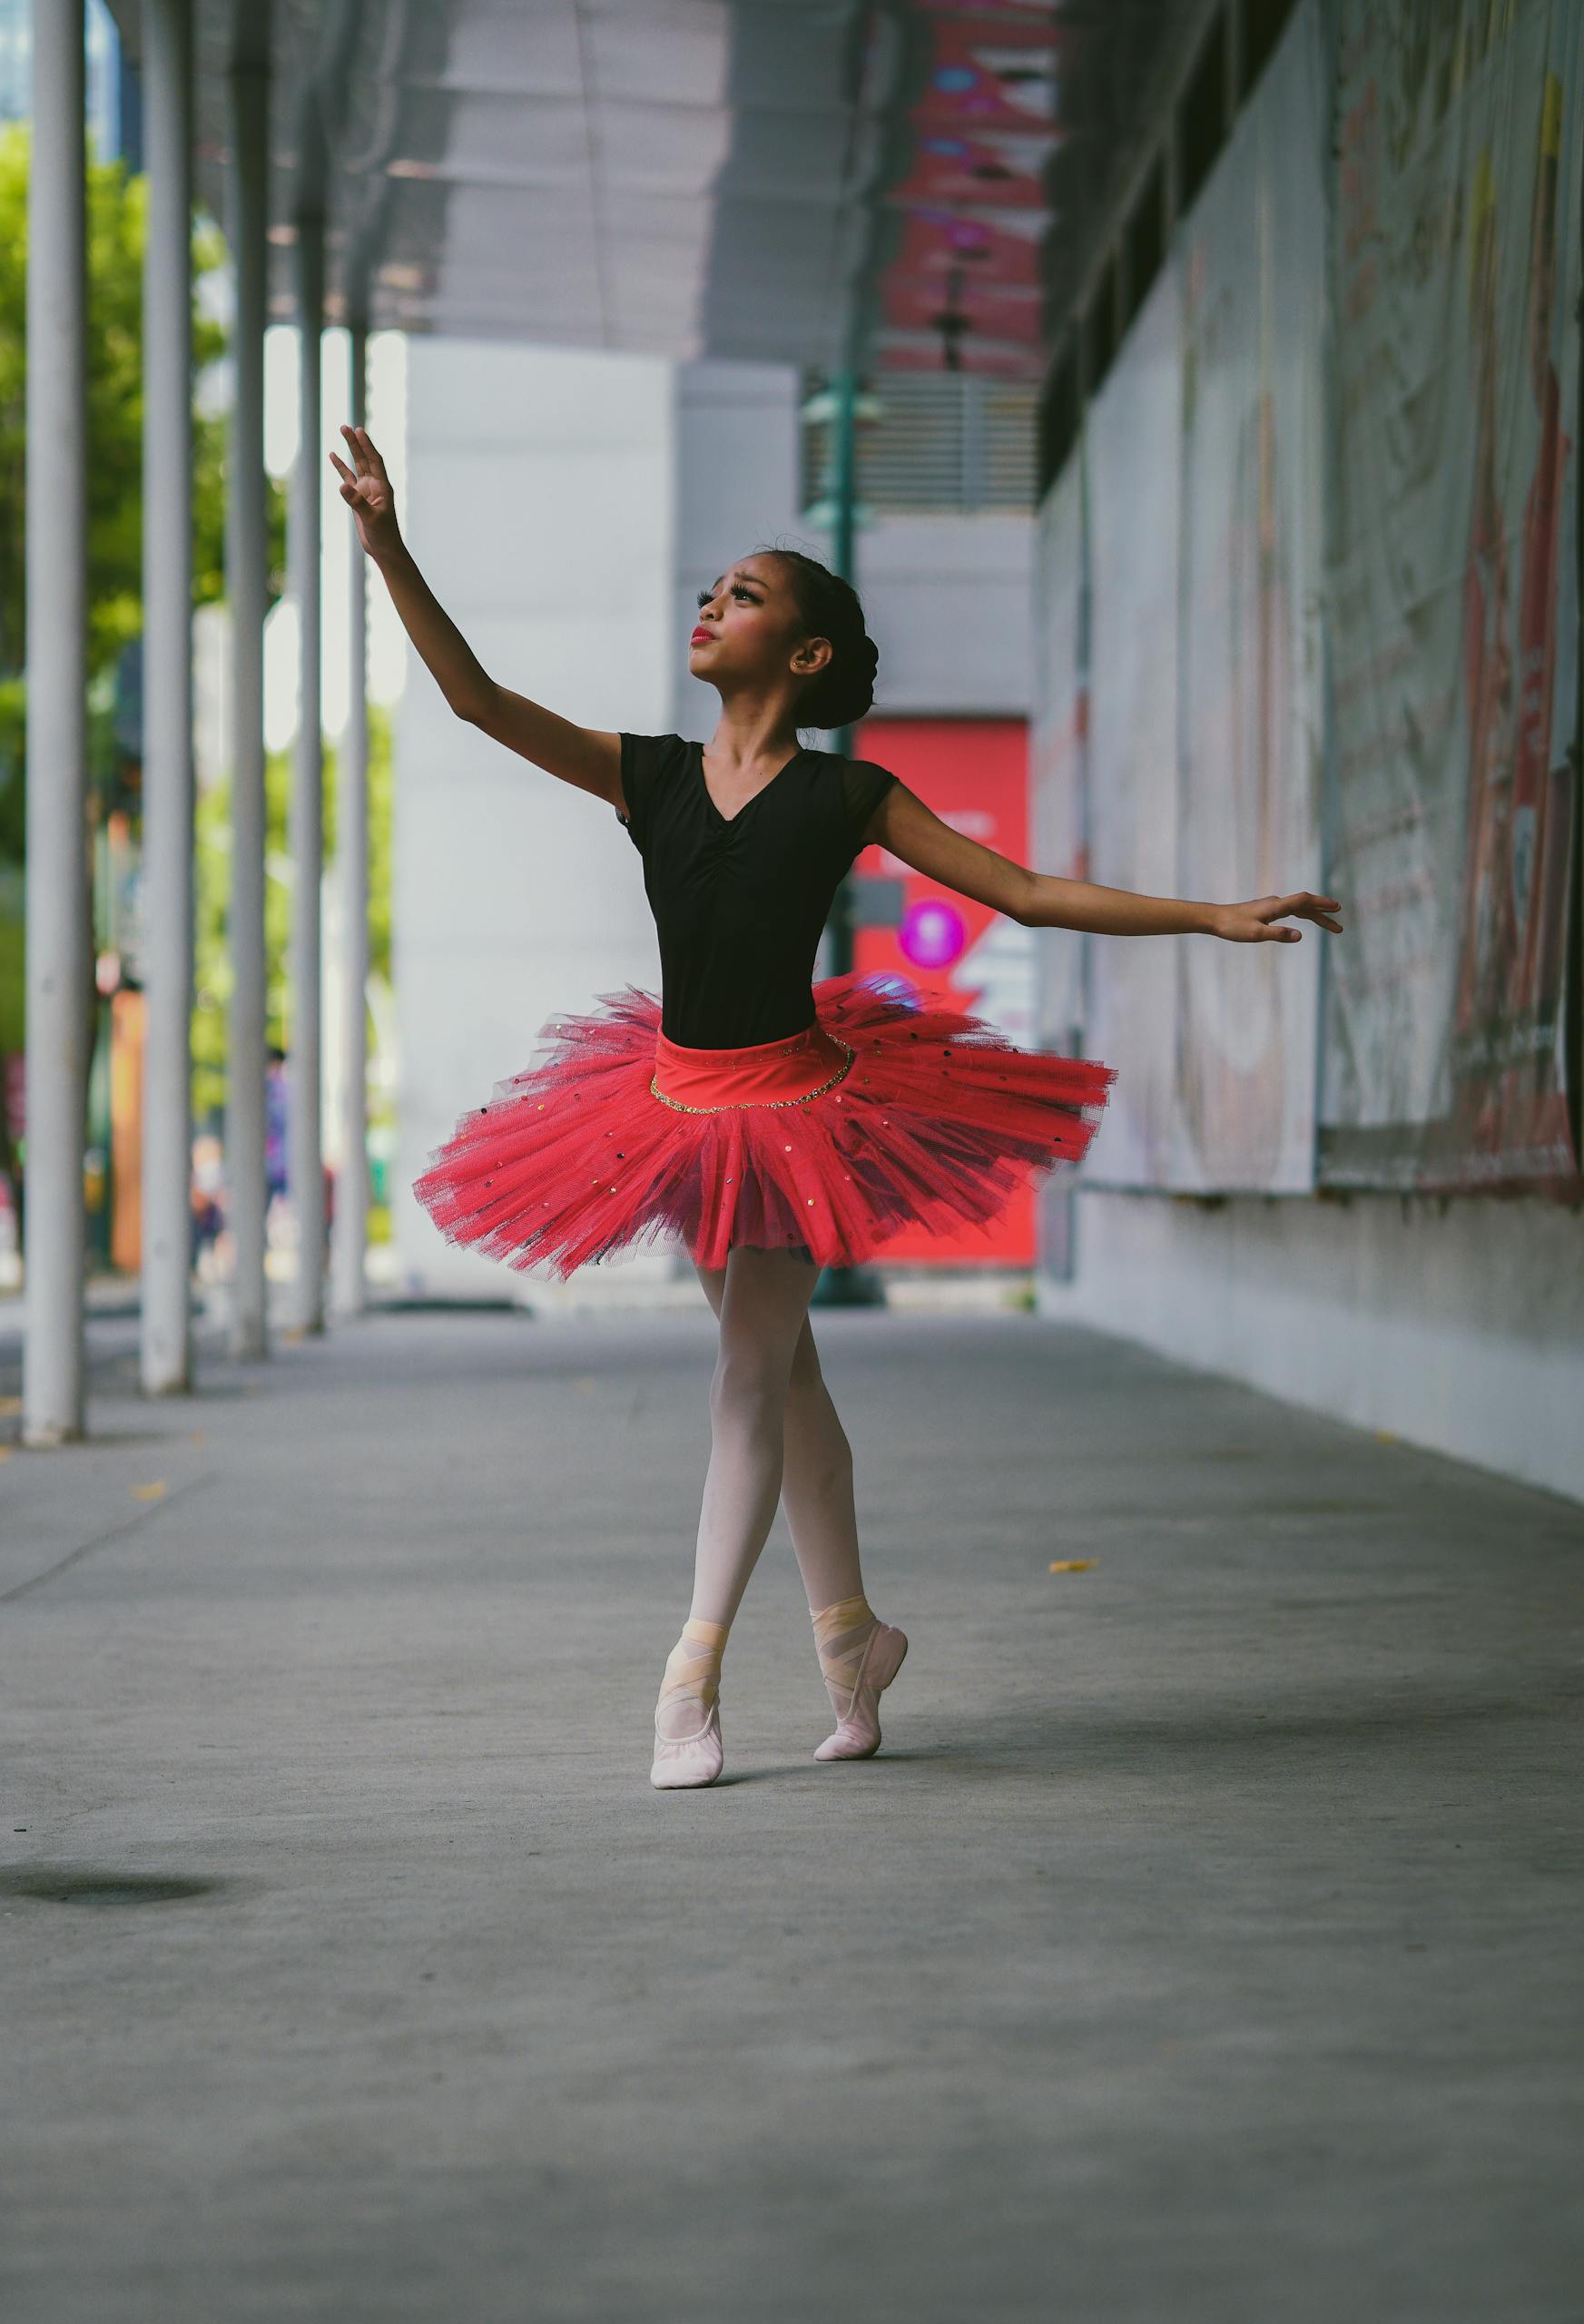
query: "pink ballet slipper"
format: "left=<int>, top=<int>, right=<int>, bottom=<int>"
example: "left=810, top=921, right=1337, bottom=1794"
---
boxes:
left=651, top=1617, right=728, bottom=1789
left=811, top=1597, right=909, bottom=1762
left=649, top=1696, right=724, bottom=1788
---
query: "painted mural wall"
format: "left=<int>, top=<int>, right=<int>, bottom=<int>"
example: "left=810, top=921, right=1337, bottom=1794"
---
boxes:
left=1031, top=0, right=1582, bottom=1204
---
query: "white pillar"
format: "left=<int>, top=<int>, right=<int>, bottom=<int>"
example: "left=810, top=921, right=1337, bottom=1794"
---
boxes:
left=288, top=214, right=326, bottom=1334
left=140, top=0, right=195, bottom=1396
left=332, top=321, right=370, bottom=1319
left=224, top=21, right=270, bottom=1358
left=23, top=0, right=89, bottom=1446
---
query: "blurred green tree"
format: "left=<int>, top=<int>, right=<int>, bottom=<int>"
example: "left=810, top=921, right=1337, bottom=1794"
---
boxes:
left=192, top=703, right=395, bottom=1121
left=0, top=120, right=287, bottom=860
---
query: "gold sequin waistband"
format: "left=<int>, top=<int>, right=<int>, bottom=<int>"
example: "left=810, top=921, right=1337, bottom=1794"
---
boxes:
left=649, top=1030, right=856, bottom=1114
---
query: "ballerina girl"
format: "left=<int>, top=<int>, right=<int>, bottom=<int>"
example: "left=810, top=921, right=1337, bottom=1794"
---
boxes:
left=330, top=420, right=1343, bottom=1792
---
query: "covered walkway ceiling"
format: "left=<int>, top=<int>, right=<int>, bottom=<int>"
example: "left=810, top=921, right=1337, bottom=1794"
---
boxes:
left=110, top=0, right=1200, bottom=378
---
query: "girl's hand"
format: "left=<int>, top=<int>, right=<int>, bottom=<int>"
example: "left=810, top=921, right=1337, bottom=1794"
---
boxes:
left=1210, top=891, right=1344, bottom=942
left=329, top=423, right=401, bottom=561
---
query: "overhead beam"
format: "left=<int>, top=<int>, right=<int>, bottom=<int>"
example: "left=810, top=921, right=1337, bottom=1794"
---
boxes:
left=1053, top=0, right=1228, bottom=369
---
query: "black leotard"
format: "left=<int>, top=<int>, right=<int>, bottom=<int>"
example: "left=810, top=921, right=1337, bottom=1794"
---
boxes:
left=615, top=733, right=900, bottom=1049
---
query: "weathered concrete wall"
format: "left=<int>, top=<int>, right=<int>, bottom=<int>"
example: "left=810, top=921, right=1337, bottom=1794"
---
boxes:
left=1039, top=1187, right=1584, bottom=1504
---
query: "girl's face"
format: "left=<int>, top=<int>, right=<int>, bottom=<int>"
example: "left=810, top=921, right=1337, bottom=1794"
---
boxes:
left=690, top=555, right=830, bottom=699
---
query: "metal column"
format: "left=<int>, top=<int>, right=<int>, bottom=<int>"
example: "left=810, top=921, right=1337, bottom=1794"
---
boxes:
left=812, top=362, right=883, bottom=1308
left=287, top=212, right=326, bottom=1334
left=224, top=15, right=271, bottom=1359
left=331, top=320, right=369, bottom=1321
left=826, top=361, right=860, bottom=971
left=23, top=0, right=89, bottom=1445
left=140, top=0, right=195, bottom=1396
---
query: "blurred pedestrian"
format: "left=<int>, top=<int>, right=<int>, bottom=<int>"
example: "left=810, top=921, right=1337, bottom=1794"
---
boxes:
left=263, top=1045, right=289, bottom=1247
left=190, top=1130, right=226, bottom=1274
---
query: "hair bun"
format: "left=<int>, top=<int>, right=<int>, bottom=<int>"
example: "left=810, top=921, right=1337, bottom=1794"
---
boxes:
left=814, top=634, right=878, bottom=731
left=764, top=546, right=881, bottom=732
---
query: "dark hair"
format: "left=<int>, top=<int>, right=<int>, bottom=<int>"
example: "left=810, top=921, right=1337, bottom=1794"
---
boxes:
left=764, top=547, right=879, bottom=731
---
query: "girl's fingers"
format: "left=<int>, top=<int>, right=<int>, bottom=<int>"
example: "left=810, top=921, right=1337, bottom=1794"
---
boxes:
left=1255, top=892, right=1343, bottom=935
left=329, top=458, right=383, bottom=508
left=357, top=426, right=389, bottom=478
left=330, top=461, right=374, bottom=514
left=1223, top=893, right=1340, bottom=942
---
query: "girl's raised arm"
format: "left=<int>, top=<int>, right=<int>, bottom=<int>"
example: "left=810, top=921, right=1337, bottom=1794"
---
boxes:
left=867, top=777, right=1343, bottom=944
left=330, top=424, right=621, bottom=809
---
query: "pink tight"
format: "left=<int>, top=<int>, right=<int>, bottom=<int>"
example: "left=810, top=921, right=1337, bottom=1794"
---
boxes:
left=685, top=1245, right=870, bottom=1628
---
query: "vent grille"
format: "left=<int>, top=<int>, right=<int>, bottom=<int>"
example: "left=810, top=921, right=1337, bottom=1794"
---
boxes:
left=802, top=373, right=1038, bottom=517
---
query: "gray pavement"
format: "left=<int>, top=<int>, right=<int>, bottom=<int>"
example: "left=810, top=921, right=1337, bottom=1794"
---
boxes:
left=2, top=1298, right=1580, bottom=2323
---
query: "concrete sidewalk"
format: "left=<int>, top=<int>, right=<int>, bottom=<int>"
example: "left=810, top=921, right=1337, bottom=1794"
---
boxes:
left=2, top=1301, right=1579, bottom=2322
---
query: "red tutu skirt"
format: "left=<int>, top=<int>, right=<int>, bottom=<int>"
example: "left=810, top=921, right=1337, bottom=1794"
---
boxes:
left=411, top=970, right=1117, bottom=1280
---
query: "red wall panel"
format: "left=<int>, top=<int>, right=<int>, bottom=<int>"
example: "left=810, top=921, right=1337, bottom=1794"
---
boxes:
left=851, top=716, right=1035, bottom=1266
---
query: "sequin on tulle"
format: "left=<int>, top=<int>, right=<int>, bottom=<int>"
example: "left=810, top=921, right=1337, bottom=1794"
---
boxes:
left=411, top=970, right=1117, bottom=1281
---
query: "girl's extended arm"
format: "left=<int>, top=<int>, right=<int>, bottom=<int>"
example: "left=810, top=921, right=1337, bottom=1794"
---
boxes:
left=865, top=777, right=1343, bottom=944
left=329, top=424, right=620, bottom=807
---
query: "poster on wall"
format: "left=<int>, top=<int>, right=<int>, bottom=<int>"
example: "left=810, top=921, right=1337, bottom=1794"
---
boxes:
left=1081, top=258, right=1185, bottom=1188
left=1319, top=0, right=1582, bottom=1191
left=1029, top=452, right=1088, bottom=1057
left=1172, top=0, right=1328, bottom=1194
left=1029, top=0, right=1330, bottom=1196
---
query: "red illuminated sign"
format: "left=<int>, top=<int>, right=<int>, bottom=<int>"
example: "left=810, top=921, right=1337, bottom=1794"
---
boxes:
left=852, top=717, right=1037, bottom=1266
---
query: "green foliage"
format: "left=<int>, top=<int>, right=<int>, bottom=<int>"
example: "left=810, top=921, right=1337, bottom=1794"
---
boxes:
left=0, top=121, right=287, bottom=860
left=0, top=864, right=22, bottom=1052
left=192, top=702, right=395, bottom=1120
